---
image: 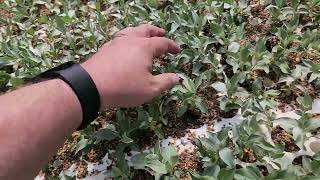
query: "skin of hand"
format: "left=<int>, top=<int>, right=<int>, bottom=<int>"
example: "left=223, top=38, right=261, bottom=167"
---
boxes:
left=0, top=24, right=181, bottom=179
left=82, top=24, right=181, bottom=110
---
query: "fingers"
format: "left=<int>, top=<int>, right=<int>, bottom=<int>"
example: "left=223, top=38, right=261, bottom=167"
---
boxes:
left=148, top=37, right=181, bottom=58
left=116, top=24, right=166, bottom=38
left=151, top=73, right=180, bottom=95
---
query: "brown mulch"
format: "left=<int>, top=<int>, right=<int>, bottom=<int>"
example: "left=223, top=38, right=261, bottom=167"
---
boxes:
left=0, top=8, right=12, bottom=27
left=177, top=150, right=202, bottom=180
left=177, top=151, right=201, bottom=172
left=97, top=109, right=117, bottom=129
left=303, top=50, right=320, bottom=64
left=164, top=102, right=204, bottom=137
left=227, top=137, right=236, bottom=151
left=134, top=129, right=158, bottom=150
left=85, top=142, right=110, bottom=163
left=0, top=8, right=11, bottom=19
left=76, top=161, right=88, bottom=179
left=38, top=4, right=53, bottom=16
left=257, top=165, right=269, bottom=176
left=243, top=2, right=271, bottom=43
left=163, top=85, right=220, bottom=138
left=45, top=132, right=81, bottom=177
left=288, top=52, right=302, bottom=65
left=242, top=148, right=257, bottom=163
left=132, top=170, right=154, bottom=180
left=0, top=0, right=12, bottom=27
left=271, top=126, right=300, bottom=152
left=198, top=86, right=220, bottom=124
left=292, top=155, right=313, bottom=165
left=179, top=62, right=193, bottom=76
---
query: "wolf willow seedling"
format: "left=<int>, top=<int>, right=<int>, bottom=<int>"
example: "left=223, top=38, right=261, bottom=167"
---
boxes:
left=1, top=0, right=320, bottom=179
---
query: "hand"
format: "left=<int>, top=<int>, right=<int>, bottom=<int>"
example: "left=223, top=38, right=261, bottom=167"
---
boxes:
left=81, top=24, right=181, bottom=109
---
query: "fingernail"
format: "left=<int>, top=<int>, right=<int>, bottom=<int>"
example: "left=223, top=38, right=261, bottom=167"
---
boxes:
left=178, top=44, right=182, bottom=52
left=174, top=44, right=182, bottom=53
left=173, top=74, right=181, bottom=83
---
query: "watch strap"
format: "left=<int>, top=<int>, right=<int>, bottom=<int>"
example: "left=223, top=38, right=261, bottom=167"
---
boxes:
left=39, top=62, right=101, bottom=130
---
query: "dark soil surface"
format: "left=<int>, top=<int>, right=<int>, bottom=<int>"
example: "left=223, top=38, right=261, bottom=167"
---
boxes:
left=76, top=161, right=88, bottom=179
left=177, top=150, right=201, bottom=172
left=134, top=129, right=158, bottom=150
left=163, top=101, right=204, bottom=137
left=257, top=165, right=269, bottom=176
left=292, top=155, right=312, bottom=165
left=242, top=148, right=257, bottom=163
left=271, top=126, right=300, bottom=152
left=0, top=8, right=11, bottom=28
left=44, top=132, right=81, bottom=177
left=244, top=1, right=271, bottom=43
left=132, top=170, right=154, bottom=180
left=303, top=50, right=320, bottom=64
left=162, top=85, right=221, bottom=138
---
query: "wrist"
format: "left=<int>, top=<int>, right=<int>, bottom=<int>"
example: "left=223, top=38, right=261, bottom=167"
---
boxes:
left=38, top=62, right=101, bottom=129
left=51, top=79, right=83, bottom=126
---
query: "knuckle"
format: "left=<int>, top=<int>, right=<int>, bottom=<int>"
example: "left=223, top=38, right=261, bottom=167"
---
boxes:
left=141, top=24, right=152, bottom=36
left=147, top=78, right=160, bottom=94
left=150, top=86, right=161, bottom=95
left=145, top=63, right=153, bottom=71
left=141, top=24, right=151, bottom=30
left=147, top=77, right=157, bottom=86
left=143, top=38, right=153, bottom=48
left=115, top=27, right=134, bottom=37
left=168, top=76, right=176, bottom=86
left=126, top=27, right=135, bottom=32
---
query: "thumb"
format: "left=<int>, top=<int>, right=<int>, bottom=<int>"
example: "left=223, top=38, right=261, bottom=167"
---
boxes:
left=152, top=73, right=180, bottom=94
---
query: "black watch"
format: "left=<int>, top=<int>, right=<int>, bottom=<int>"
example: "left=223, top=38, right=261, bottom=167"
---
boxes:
left=38, top=61, right=101, bottom=130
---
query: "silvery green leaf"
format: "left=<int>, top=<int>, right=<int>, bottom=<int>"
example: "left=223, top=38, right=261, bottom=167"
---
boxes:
left=312, top=99, right=320, bottom=114
left=179, top=74, right=196, bottom=93
left=94, top=128, right=118, bottom=141
left=147, top=0, right=159, bottom=8
left=154, top=127, right=165, bottom=139
left=75, top=138, right=89, bottom=154
left=203, top=165, right=221, bottom=177
left=211, top=82, right=227, bottom=94
left=219, top=148, right=235, bottom=168
left=192, top=174, right=218, bottom=180
left=211, top=23, right=224, bottom=36
left=292, top=65, right=311, bottom=80
left=309, top=141, right=320, bottom=153
left=234, top=166, right=261, bottom=179
left=228, top=42, right=240, bottom=53
left=147, top=159, right=167, bottom=174
left=309, top=73, right=320, bottom=83
left=177, top=104, right=188, bottom=117
left=162, top=146, right=179, bottom=167
left=131, top=153, right=148, bottom=169
left=108, top=0, right=120, bottom=3
left=121, top=133, right=133, bottom=144
left=278, top=76, right=295, bottom=84
left=273, top=118, right=298, bottom=132
left=218, top=168, right=235, bottom=180
left=293, top=127, right=305, bottom=148
left=195, top=100, right=208, bottom=113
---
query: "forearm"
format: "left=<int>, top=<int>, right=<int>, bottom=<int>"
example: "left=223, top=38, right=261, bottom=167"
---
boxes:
left=0, top=79, right=82, bottom=179
left=0, top=25, right=180, bottom=179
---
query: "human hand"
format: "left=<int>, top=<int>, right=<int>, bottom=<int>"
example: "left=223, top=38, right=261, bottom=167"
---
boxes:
left=81, top=24, right=181, bottom=110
